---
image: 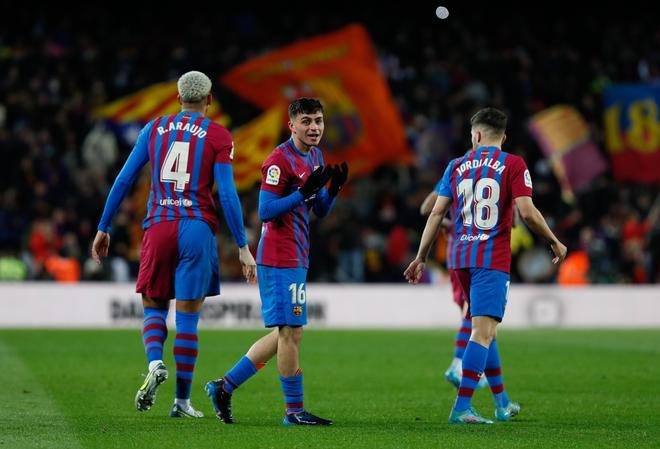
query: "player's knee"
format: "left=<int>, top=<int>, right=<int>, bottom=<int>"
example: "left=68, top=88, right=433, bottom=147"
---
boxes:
left=176, top=298, right=205, bottom=313
left=470, top=327, right=494, bottom=347
left=279, top=325, right=303, bottom=345
left=142, top=295, right=169, bottom=310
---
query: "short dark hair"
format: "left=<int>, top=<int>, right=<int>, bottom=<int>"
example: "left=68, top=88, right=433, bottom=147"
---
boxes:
left=288, top=97, right=324, bottom=119
left=470, top=108, right=507, bottom=135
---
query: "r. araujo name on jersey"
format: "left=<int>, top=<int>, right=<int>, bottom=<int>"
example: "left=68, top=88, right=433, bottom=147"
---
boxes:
left=156, top=120, right=208, bottom=138
left=436, top=146, right=533, bottom=273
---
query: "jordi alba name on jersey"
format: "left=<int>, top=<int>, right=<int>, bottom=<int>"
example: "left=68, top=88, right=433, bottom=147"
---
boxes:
left=436, top=146, right=533, bottom=273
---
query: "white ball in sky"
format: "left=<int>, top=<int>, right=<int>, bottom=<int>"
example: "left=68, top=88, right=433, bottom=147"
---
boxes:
left=436, top=6, right=449, bottom=19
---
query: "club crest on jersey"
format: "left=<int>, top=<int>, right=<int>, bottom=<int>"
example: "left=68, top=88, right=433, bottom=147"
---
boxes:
left=266, top=165, right=281, bottom=185
left=524, top=169, right=533, bottom=188
left=293, top=306, right=303, bottom=316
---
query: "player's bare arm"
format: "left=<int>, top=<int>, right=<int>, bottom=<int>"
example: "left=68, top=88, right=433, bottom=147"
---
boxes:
left=404, top=195, right=452, bottom=284
left=420, top=191, right=438, bottom=216
left=514, top=196, right=567, bottom=264
left=420, top=190, right=452, bottom=231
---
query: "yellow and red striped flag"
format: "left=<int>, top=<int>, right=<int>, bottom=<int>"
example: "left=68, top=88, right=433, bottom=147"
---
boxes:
left=232, top=105, right=285, bottom=192
left=94, top=81, right=229, bottom=127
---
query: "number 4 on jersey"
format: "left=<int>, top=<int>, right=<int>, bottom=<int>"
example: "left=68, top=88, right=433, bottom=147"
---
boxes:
left=160, top=141, right=191, bottom=192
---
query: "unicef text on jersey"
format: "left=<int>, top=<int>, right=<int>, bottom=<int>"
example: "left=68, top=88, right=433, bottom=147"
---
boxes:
left=459, top=234, right=490, bottom=241
left=159, top=197, right=193, bottom=207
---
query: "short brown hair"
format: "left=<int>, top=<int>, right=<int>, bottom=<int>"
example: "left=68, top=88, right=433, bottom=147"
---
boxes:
left=470, top=108, right=507, bottom=135
left=288, top=98, right=324, bottom=119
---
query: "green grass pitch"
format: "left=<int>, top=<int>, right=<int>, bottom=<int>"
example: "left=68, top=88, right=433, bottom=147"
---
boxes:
left=1, top=329, right=659, bottom=449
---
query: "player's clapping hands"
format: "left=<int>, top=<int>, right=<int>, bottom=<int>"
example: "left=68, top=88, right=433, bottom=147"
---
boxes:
left=299, top=165, right=334, bottom=199
left=328, top=162, right=349, bottom=197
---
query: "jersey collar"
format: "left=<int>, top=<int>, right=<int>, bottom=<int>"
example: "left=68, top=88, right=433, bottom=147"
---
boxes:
left=289, top=137, right=312, bottom=158
left=475, top=145, right=500, bottom=152
left=181, top=111, right=204, bottom=119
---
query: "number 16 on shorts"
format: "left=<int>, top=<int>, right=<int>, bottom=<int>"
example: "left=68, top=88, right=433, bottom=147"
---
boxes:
left=257, top=266, right=308, bottom=327
left=289, top=283, right=306, bottom=318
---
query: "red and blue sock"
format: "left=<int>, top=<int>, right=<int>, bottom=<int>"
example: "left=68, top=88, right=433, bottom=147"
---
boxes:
left=142, top=308, right=168, bottom=363
left=280, top=369, right=304, bottom=414
left=485, top=339, right=510, bottom=408
left=454, top=318, right=472, bottom=359
left=223, top=356, right=258, bottom=394
left=173, top=311, right=199, bottom=400
left=454, top=340, right=489, bottom=412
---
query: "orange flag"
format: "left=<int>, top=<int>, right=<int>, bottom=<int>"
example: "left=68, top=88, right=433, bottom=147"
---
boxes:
left=232, top=105, right=285, bottom=192
left=222, top=24, right=412, bottom=175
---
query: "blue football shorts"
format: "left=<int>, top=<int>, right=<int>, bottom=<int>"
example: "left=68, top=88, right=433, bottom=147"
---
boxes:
left=257, top=265, right=308, bottom=327
left=454, top=267, right=510, bottom=321
left=137, top=219, right=219, bottom=300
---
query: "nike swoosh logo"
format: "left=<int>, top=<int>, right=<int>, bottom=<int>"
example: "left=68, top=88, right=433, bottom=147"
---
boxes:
left=298, top=173, right=305, bottom=178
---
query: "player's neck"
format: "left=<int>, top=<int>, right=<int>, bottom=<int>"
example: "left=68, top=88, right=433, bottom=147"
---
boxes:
left=290, top=136, right=312, bottom=154
left=475, top=142, right=501, bottom=150
left=181, top=106, right=206, bottom=116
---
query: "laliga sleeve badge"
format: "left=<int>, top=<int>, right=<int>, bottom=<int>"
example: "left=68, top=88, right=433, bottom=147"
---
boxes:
left=524, top=169, right=533, bottom=188
left=293, top=306, right=303, bottom=316
left=266, top=165, right=281, bottom=185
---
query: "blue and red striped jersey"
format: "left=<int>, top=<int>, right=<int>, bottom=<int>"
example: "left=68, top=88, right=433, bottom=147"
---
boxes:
left=143, top=111, right=233, bottom=233
left=436, top=146, right=533, bottom=273
left=98, top=111, right=237, bottom=236
left=257, top=139, right=325, bottom=269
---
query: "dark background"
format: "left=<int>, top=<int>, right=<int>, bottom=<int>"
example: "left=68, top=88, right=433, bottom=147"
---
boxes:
left=1, top=2, right=658, bottom=283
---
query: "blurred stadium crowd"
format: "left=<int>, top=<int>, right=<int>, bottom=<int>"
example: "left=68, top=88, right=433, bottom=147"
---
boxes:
left=1, top=5, right=658, bottom=284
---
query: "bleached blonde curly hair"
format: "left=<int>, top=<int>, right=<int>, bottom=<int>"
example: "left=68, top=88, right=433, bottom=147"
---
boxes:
left=177, top=71, right=212, bottom=103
